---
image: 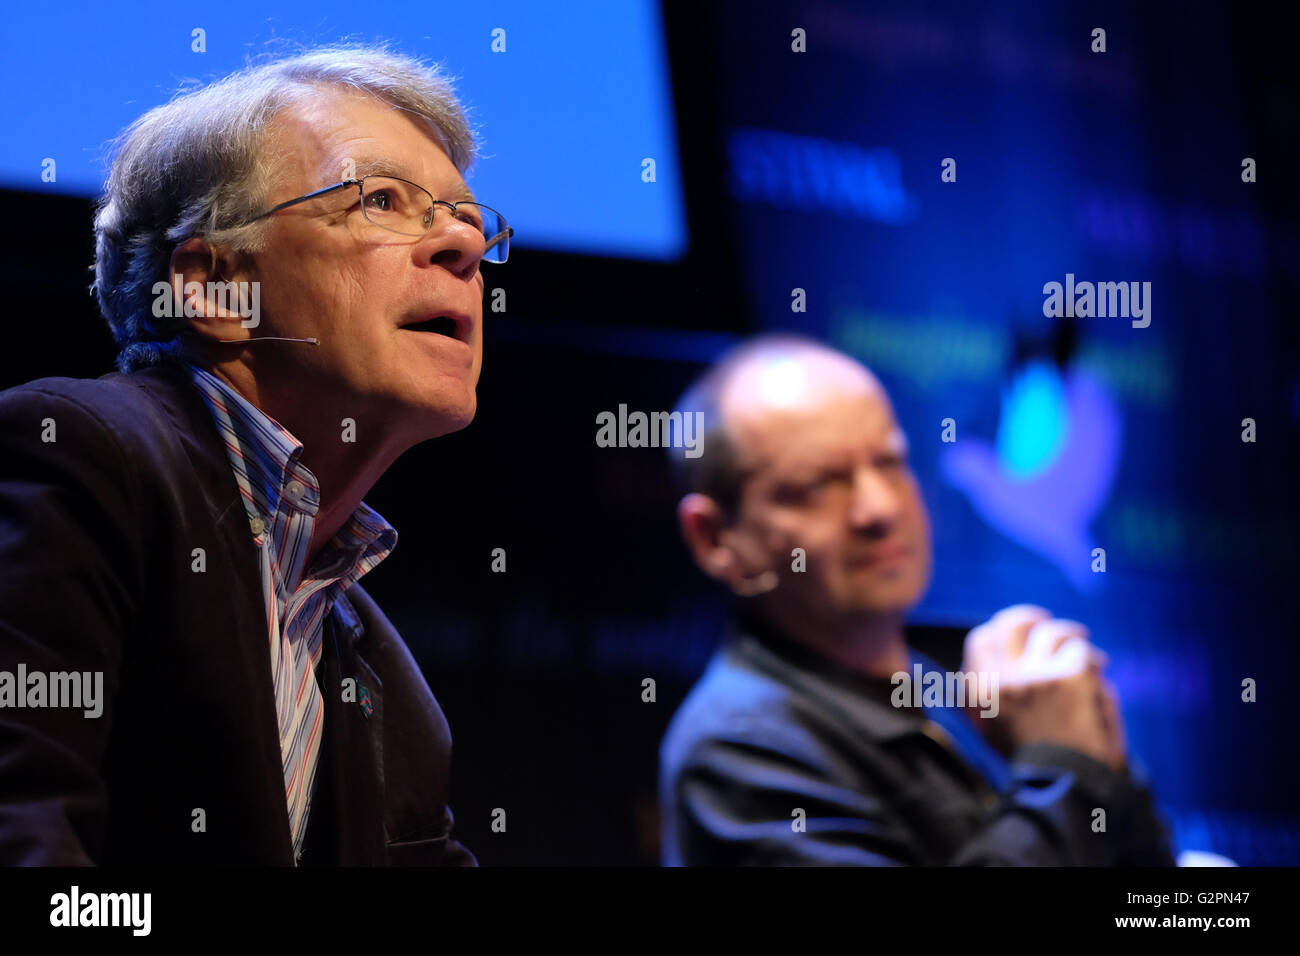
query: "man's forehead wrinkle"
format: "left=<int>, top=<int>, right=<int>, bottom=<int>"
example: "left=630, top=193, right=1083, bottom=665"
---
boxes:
left=305, top=100, right=470, bottom=194
left=264, top=103, right=338, bottom=194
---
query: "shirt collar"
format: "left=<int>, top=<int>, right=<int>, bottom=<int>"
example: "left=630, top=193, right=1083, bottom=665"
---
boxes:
left=184, top=362, right=397, bottom=587
left=186, top=363, right=309, bottom=518
left=313, top=499, right=399, bottom=595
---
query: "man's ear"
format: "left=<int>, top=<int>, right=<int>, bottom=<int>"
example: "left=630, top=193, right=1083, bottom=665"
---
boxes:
left=167, top=239, right=256, bottom=343
left=678, top=493, right=745, bottom=589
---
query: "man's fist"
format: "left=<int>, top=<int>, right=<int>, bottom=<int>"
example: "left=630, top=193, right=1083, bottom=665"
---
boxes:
left=962, top=604, right=1127, bottom=771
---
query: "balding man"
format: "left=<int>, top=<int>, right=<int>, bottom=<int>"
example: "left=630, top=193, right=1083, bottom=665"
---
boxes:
left=659, top=335, right=1173, bottom=866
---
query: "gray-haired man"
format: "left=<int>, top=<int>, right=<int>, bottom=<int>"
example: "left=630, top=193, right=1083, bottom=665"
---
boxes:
left=0, top=47, right=509, bottom=864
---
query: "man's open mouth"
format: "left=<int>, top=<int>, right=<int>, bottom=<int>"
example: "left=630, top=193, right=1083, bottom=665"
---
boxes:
left=402, top=316, right=460, bottom=338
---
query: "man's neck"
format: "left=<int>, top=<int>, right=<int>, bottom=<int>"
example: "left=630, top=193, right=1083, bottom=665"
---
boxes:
left=301, top=446, right=395, bottom=568
left=759, top=605, right=911, bottom=680
left=204, top=359, right=405, bottom=568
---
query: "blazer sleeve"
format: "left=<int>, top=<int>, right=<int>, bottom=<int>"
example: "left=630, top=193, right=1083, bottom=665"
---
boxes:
left=0, top=388, right=142, bottom=865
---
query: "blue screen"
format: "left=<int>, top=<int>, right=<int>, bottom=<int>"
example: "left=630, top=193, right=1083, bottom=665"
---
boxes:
left=0, top=0, right=687, bottom=260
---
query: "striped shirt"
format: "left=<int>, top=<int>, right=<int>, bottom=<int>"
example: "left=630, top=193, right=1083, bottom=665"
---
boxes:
left=186, top=363, right=397, bottom=863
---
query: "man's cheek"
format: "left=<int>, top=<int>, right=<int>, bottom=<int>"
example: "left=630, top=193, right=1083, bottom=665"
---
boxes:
left=785, top=542, right=841, bottom=594
left=784, top=517, right=840, bottom=559
left=768, top=525, right=819, bottom=568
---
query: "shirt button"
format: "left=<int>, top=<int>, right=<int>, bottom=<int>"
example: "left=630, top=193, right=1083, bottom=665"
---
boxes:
left=249, top=515, right=266, bottom=535
left=285, top=480, right=305, bottom=500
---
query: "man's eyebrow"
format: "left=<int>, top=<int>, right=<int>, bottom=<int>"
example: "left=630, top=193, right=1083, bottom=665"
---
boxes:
left=351, top=159, right=476, bottom=202
left=448, top=182, right=477, bottom=203
left=352, top=158, right=408, bottom=179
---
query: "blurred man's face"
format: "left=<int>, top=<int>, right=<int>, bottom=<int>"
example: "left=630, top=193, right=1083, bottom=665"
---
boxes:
left=721, top=353, right=933, bottom=629
left=232, top=88, right=486, bottom=445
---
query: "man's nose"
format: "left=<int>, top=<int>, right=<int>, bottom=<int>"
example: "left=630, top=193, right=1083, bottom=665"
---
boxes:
left=417, top=207, right=484, bottom=280
left=848, top=465, right=903, bottom=531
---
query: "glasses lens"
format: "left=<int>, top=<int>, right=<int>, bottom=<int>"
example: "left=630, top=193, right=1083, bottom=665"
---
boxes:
left=466, top=203, right=510, bottom=264
left=360, top=177, right=431, bottom=235
left=361, top=178, right=509, bottom=262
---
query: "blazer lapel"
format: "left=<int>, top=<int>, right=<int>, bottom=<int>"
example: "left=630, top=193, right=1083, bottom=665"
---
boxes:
left=315, top=592, right=387, bottom=864
left=113, top=362, right=392, bottom=865
left=113, top=361, right=296, bottom=861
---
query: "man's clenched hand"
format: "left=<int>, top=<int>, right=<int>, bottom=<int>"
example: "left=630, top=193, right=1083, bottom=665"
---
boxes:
left=962, top=604, right=1126, bottom=771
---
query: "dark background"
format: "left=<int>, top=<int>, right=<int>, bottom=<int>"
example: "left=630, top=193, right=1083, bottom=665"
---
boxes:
left=2, top=0, right=1297, bottom=864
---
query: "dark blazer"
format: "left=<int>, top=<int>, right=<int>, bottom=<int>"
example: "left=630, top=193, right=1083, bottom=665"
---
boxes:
left=660, top=613, right=1175, bottom=866
left=0, top=361, right=474, bottom=865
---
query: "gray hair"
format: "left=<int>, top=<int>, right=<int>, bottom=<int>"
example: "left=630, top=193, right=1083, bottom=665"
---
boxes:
left=92, top=44, right=479, bottom=373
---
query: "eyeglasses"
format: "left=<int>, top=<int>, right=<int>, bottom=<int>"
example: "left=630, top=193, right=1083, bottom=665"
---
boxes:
left=246, top=175, right=513, bottom=263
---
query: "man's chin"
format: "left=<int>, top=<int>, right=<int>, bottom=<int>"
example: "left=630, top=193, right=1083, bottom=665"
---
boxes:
left=423, top=398, right=476, bottom=439
left=387, top=384, right=477, bottom=443
left=842, top=562, right=929, bottom=611
left=835, top=584, right=924, bottom=619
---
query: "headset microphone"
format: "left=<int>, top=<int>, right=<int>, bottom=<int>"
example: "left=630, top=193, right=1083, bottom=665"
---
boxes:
left=216, top=335, right=319, bottom=346
left=733, top=569, right=779, bottom=597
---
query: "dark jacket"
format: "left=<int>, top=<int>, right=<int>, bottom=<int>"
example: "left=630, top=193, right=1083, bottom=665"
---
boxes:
left=0, top=362, right=474, bottom=865
left=659, top=613, right=1175, bottom=866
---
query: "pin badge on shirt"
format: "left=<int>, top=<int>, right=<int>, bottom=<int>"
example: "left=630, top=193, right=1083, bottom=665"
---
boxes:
left=358, top=684, right=374, bottom=719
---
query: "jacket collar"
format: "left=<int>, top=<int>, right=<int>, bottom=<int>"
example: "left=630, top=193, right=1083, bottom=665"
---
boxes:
left=103, top=361, right=384, bottom=647
left=726, top=607, right=935, bottom=742
left=724, top=609, right=1011, bottom=795
left=104, top=359, right=248, bottom=524
left=100, top=359, right=377, bottom=655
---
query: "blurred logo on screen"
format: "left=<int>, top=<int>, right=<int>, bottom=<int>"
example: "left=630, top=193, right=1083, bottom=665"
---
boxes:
left=728, top=127, right=917, bottom=224
left=941, top=361, right=1122, bottom=590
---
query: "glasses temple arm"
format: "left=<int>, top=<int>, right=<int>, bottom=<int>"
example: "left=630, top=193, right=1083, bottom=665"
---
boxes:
left=249, top=180, right=359, bottom=222
left=484, top=226, right=514, bottom=253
